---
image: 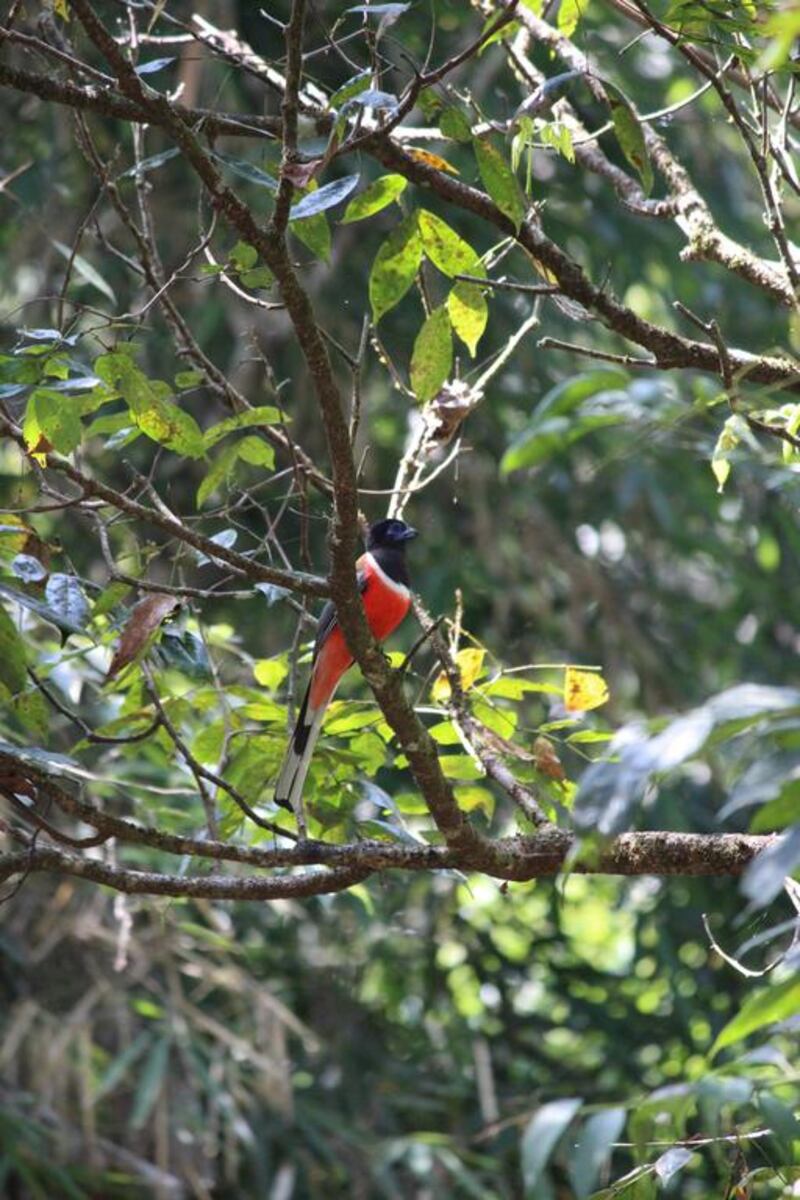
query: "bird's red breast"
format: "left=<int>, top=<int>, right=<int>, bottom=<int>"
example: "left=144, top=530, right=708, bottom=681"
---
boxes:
left=308, top=551, right=411, bottom=709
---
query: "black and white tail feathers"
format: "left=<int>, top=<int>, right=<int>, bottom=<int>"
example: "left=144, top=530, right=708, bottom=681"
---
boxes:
left=274, top=684, right=332, bottom=826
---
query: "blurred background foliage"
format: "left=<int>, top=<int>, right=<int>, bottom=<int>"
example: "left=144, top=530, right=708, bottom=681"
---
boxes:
left=1, top=0, right=800, bottom=1196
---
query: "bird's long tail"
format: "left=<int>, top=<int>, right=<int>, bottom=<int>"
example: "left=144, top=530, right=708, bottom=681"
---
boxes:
left=274, top=682, right=329, bottom=825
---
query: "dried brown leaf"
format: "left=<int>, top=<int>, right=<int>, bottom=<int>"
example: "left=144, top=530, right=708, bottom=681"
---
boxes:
left=106, top=593, right=180, bottom=681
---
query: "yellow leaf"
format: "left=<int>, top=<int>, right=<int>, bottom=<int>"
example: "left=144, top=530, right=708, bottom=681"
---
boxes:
left=431, top=647, right=485, bottom=702
left=564, top=667, right=609, bottom=712
left=407, top=148, right=460, bottom=176
left=54, top=0, right=70, bottom=17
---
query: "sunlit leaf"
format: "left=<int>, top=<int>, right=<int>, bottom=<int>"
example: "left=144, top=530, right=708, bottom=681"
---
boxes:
left=711, top=414, right=748, bottom=494
left=407, top=148, right=461, bottom=175
left=369, top=211, right=423, bottom=321
left=565, top=667, right=609, bottom=712
left=447, top=282, right=488, bottom=357
left=254, top=658, right=289, bottom=691
left=95, top=352, right=204, bottom=457
left=418, top=210, right=483, bottom=278
left=711, top=974, right=800, bottom=1057
left=432, top=648, right=486, bottom=702
left=341, top=174, right=407, bottom=224
left=203, top=406, right=281, bottom=449
left=410, top=307, right=452, bottom=403
left=558, top=0, right=587, bottom=38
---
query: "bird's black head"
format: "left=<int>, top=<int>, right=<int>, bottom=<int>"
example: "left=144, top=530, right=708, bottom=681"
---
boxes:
left=367, top=518, right=418, bottom=549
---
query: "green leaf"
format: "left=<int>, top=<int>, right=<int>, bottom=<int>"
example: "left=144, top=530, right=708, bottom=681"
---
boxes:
left=558, top=0, right=587, bottom=37
left=711, top=413, right=747, bottom=494
left=196, top=432, right=272, bottom=506
left=14, top=689, right=48, bottom=738
left=0, top=604, right=27, bottom=695
left=418, top=210, right=484, bottom=278
left=203, top=406, right=281, bottom=449
left=369, top=212, right=423, bottom=322
left=229, top=241, right=258, bottom=271
left=23, top=388, right=82, bottom=456
left=154, top=629, right=211, bottom=680
left=500, top=369, right=631, bottom=473
left=330, top=69, right=372, bottom=109
left=711, top=973, right=800, bottom=1057
left=192, top=721, right=227, bottom=765
left=96, top=352, right=204, bottom=458
left=521, top=1098, right=582, bottom=1197
left=290, top=173, right=360, bottom=220
left=604, top=80, right=653, bottom=195
left=254, top=657, right=289, bottom=691
left=473, top=135, right=526, bottom=232
left=240, top=266, right=274, bottom=288
left=237, top=435, right=275, bottom=466
left=130, top=1036, right=170, bottom=1130
left=291, top=211, right=331, bottom=262
left=758, top=1093, right=800, bottom=1152
left=447, top=281, right=488, bottom=357
left=438, top=754, right=483, bottom=780
left=95, top=1031, right=152, bottom=1100
left=341, top=174, right=407, bottom=223
left=440, top=106, right=473, bottom=143
left=197, top=442, right=240, bottom=506
left=569, top=1108, right=626, bottom=1199
left=410, top=307, right=452, bottom=402
left=174, top=369, right=203, bottom=390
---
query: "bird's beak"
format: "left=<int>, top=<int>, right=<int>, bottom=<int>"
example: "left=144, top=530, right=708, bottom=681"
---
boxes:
left=401, top=525, right=419, bottom=541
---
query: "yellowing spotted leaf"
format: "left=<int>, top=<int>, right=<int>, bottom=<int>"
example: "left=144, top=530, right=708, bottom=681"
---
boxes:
left=564, top=667, right=609, bottom=713
left=407, top=148, right=460, bottom=176
left=432, top=647, right=485, bottom=702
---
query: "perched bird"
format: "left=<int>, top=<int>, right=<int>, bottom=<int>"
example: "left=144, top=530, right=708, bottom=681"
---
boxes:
left=274, top=518, right=418, bottom=821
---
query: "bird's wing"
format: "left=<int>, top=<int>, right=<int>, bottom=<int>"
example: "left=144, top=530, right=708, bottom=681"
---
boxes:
left=313, top=565, right=368, bottom=658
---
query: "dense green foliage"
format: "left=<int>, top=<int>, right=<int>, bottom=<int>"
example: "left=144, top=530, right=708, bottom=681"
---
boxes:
left=1, top=0, right=800, bottom=1196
